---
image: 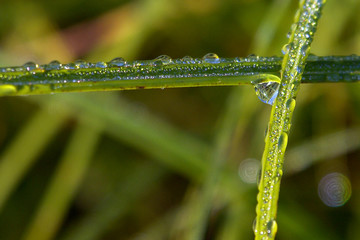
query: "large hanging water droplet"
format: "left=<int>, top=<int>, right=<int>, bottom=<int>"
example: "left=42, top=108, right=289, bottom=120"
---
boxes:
left=266, top=219, right=278, bottom=238
left=153, top=55, right=173, bottom=66
left=253, top=77, right=280, bottom=105
left=202, top=53, right=220, bottom=64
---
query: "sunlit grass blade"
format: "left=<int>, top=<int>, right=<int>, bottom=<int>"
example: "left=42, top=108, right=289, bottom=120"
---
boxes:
left=255, top=0, right=326, bottom=239
left=285, top=127, right=360, bottom=174
left=1, top=56, right=360, bottom=97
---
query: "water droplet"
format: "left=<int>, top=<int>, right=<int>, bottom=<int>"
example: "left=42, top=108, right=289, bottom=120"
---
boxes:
left=180, top=56, right=195, bottom=64
left=253, top=218, right=258, bottom=233
left=257, top=169, right=262, bottom=186
left=0, top=84, right=17, bottom=96
left=153, top=55, right=173, bottom=66
left=202, top=53, right=220, bottom=64
left=266, top=219, right=278, bottom=238
left=108, top=57, right=126, bottom=67
left=286, top=98, right=296, bottom=112
left=95, top=62, right=107, bottom=68
left=253, top=78, right=280, bottom=105
left=264, top=124, right=269, bottom=138
left=74, top=60, right=89, bottom=68
left=23, top=62, right=38, bottom=71
left=275, top=169, right=283, bottom=182
left=63, top=63, right=76, bottom=70
left=300, top=44, right=308, bottom=56
left=45, top=60, right=61, bottom=71
left=278, top=132, right=288, bottom=153
left=286, top=31, right=291, bottom=39
left=281, top=44, right=290, bottom=55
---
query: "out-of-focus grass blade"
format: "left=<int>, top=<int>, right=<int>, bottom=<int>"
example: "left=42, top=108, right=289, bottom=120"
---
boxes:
left=285, top=128, right=360, bottom=174
left=193, top=87, right=258, bottom=239
left=0, top=105, right=69, bottom=212
left=49, top=93, right=209, bottom=182
left=22, top=115, right=102, bottom=240
left=60, top=161, right=166, bottom=240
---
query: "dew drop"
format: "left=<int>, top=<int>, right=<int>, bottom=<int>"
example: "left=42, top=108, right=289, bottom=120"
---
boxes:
left=300, top=44, right=308, bottom=56
left=253, top=218, right=258, bottom=233
left=23, top=62, right=38, bottom=71
left=153, top=55, right=173, bottom=65
left=180, top=56, right=195, bottom=64
left=253, top=78, right=280, bottom=105
left=108, top=57, right=126, bottom=67
left=278, top=132, right=288, bottom=153
left=95, top=62, right=107, bottom=68
left=45, top=60, right=62, bottom=71
left=0, top=84, right=17, bottom=96
left=275, top=169, right=283, bottom=182
left=74, top=59, right=89, bottom=68
left=266, top=219, right=278, bottom=238
left=286, top=98, right=296, bottom=112
left=281, top=44, right=290, bottom=55
left=286, top=31, right=291, bottom=39
left=63, top=63, right=76, bottom=70
left=202, top=53, right=220, bottom=64
left=257, top=169, right=262, bottom=186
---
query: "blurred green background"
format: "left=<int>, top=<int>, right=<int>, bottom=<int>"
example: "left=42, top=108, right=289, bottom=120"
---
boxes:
left=0, top=0, right=359, bottom=239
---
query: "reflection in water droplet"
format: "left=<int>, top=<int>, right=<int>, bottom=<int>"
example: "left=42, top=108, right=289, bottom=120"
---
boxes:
left=0, top=84, right=17, bottom=96
left=202, top=53, right=220, bottom=64
left=239, top=158, right=261, bottom=184
left=253, top=77, right=280, bottom=105
left=266, top=219, right=278, bottom=238
left=318, top=172, right=351, bottom=207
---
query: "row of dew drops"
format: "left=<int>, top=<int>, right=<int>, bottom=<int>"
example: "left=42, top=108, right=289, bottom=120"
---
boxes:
left=0, top=53, right=281, bottom=104
left=0, top=53, right=281, bottom=74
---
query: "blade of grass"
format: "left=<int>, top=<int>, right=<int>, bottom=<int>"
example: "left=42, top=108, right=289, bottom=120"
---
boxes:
left=22, top=115, right=102, bottom=240
left=255, top=0, right=326, bottom=239
left=0, top=105, right=69, bottom=212
left=59, top=161, right=166, bottom=240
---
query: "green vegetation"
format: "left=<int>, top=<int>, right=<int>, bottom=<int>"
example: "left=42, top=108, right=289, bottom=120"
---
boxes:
left=0, top=0, right=359, bottom=240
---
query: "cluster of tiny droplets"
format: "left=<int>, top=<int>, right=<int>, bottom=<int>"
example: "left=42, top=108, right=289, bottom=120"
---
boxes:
left=254, top=0, right=326, bottom=239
